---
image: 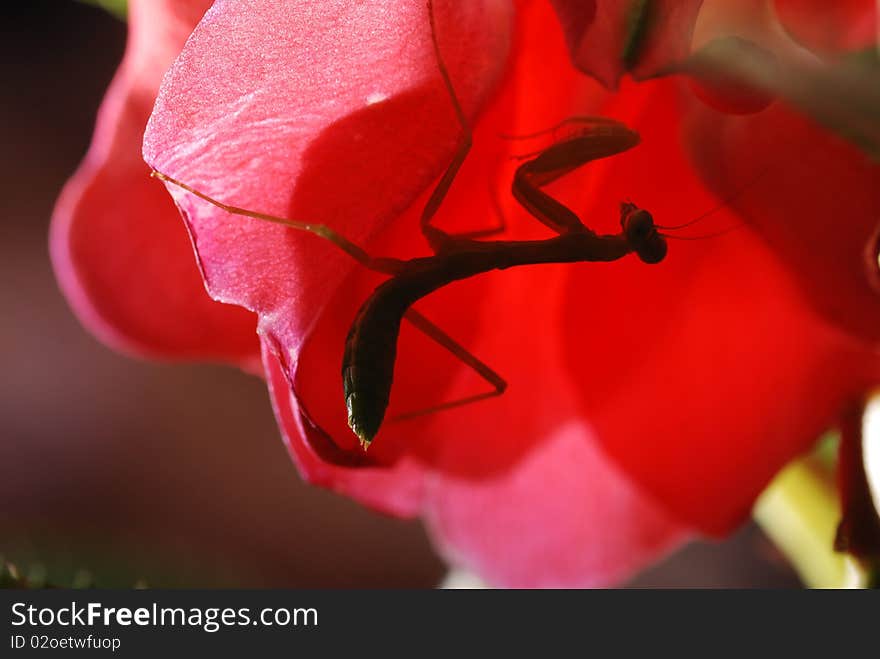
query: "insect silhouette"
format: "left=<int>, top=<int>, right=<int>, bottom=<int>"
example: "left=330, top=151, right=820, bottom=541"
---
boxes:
left=153, top=1, right=697, bottom=450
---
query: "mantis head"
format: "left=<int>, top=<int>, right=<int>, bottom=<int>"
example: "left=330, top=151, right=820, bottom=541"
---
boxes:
left=620, top=202, right=667, bottom=264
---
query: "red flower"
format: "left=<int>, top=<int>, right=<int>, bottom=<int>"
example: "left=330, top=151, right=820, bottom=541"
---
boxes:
left=52, top=0, right=880, bottom=586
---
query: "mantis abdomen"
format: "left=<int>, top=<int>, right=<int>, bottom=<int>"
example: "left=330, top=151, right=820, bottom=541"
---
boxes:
left=341, top=234, right=634, bottom=447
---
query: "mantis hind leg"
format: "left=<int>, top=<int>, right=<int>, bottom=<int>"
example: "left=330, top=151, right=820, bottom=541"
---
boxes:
left=391, top=308, right=507, bottom=422
left=151, top=171, right=405, bottom=276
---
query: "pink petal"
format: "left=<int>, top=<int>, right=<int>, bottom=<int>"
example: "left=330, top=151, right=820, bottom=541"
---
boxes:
left=51, top=0, right=259, bottom=362
left=425, top=422, right=689, bottom=588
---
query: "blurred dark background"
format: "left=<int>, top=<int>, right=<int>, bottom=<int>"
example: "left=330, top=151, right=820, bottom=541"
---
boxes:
left=0, top=0, right=799, bottom=588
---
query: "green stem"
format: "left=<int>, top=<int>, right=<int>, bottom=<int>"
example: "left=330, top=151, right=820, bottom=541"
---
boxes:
left=753, top=456, right=872, bottom=588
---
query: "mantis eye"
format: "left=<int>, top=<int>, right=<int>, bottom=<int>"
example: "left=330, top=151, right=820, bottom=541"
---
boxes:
left=636, top=234, right=668, bottom=264
left=623, top=208, right=655, bottom=242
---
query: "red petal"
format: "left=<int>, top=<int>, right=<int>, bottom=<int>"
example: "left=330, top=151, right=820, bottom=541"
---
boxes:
left=559, top=78, right=880, bottom=534
left=550, top=0, right=704, bottom=88
left=51, top=0, right=258, bottom=362
left=263, top=341, right=426, bottom=516
left=774, top=0, right=877, bottom=53
left=683, top=81, right=880, bottom=344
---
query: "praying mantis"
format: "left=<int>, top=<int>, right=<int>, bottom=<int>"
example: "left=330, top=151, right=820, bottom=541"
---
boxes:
left=153, top=1, right=696, bottom=450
